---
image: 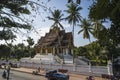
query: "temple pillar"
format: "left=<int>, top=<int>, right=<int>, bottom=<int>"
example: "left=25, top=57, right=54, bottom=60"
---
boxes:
left=63, top=49, right=64, bottom=55
left=71, top=49, right=73, bottom=55
left=40, top=48, right=42, bottom=54
left=66, top=48, right=68, bottom=55
left=39, top=49, right=40, bottom=54
left=61, top=48, right=63, bottom=54
left=63, top=49, right=65, bottom=55
left=57, top=48, right=59, bottom=54
left=46, top=49, right=48, bottom=54
left=53, top=47, right=55, bottom=54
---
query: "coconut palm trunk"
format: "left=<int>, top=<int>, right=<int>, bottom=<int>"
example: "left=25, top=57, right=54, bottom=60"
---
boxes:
left=57, top=30, right=64, bottom=64
left=47, top=9, right=65, bottom=64
left=65, top=2, right=82, bottom=64
left=72, top=24, right=75, bottom=63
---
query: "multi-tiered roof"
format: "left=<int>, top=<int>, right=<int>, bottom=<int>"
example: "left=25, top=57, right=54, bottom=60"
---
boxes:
left=36, top=27, right=73, bottom=48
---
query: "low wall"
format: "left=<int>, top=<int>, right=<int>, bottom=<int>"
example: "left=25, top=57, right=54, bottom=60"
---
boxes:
left=19, top=62, right=112, bottom=76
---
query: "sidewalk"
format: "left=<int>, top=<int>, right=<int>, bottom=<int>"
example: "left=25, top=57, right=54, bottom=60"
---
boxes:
left=11, top=67, right=102, bottom=80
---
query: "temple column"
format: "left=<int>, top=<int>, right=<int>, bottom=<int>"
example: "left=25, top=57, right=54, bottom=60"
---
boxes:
left=71, top=49, right=73, bottom=55
left=46, top=49, right=48, bottom=54
left=61, top=48, right=63, bottom=54
left=39, top=49, right=40, bottom=54
left=71, top=49, right=74, bottom=63
left=63, top=49, right=65, bottom=55
left=40, top=48, right=42, bottom=54
left=53, top=47, right=55, bottom=55
left=57, top=49, right=59, bottom=54
left=66, top=48, right=68, bottom=55
left=62, top=48, right=64, bottom=54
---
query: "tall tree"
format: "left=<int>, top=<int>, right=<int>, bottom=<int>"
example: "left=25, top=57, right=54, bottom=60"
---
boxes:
left=65, top=2, right=82, bottom=63
left=27, top=37, right=34, bottom=47
left=68, top=0, right=81, bottom=4
left=0, top=45, right=11, bottom=60
left=27, top=37, right=34, bottom=57
left=91, top=20, right=105, bottom=38
left=91, top=20, right=109, bottom=45
left=0, top=0, right=31, bottom=41
left=78, top=18, right=93, bottom=42
left=89, top=0, right=120, bottom=45
left=48, top=9, right=64, bottom=29
left=0, top=0, right=51, bottom=42
left=48, top=9, right=65, bottom=63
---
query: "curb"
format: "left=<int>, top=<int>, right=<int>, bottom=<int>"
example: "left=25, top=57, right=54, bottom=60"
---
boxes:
left=11, top=68, right=45, bottom=76
left=11, top=67, right=103, bottom=80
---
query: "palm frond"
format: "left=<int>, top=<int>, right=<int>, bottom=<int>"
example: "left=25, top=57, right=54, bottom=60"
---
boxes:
left=47, top=16, right=54, bottom=20
left=59, top=23, right=64, bottom=29
left=48, top=9, right=64, bottom=30
left=76, top=0, right=81, bottom=4
left=68, top=0, right=73, bottom=3
left=65, top=2, right=82, bottom=26
left=78, top=29, right=83, bottom=34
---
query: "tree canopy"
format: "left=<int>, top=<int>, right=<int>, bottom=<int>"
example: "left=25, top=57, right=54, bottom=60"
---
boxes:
left=0, top=0, right=32, bottom=40
left=89, top=0, right=120, bottom=45
left=78, top=18, right=92, bottom=42
left=27, top=37, right=34, bottom=47
left=48, top=9, right=64, bottom=29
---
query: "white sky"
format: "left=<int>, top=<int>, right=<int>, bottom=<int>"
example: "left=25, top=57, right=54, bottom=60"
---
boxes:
left=1, top=0, right=98, bottom=47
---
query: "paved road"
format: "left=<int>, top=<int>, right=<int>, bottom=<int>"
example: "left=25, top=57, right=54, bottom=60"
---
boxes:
left=0, top=69, right=46, bottom=80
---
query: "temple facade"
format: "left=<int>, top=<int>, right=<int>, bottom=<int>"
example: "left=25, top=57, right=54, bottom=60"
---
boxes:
left=36, top=27, right=73, bottom=56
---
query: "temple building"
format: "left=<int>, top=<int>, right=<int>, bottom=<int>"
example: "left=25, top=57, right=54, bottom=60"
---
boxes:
left=36, top=27, right=73, bottom=56
left=21, top=27, right=88, bottom=64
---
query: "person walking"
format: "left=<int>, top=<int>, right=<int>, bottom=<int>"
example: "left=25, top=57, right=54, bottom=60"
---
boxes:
left=38, top=67, right=40, bottom=73
left=6, top=65, right=11, bottom=80
left=2, top=67, right=7, bottom=79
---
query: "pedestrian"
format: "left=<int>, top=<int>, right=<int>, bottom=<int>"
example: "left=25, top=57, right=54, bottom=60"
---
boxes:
left=6, top=65, right=11, bottom=80
left=2, top=69, right=6, bottom=78
left=38, top=67, right=40, bottom=72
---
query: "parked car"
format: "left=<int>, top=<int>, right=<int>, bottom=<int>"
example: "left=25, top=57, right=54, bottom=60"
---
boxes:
left=0, top=60, right=8, bottom=65
left=10, top=63, right=18, bottom=68
left=45, top=70, right=69, bottom=80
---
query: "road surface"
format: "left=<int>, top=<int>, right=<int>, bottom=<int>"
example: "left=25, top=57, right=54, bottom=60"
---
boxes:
left=0, top=69, right=46, bottom=80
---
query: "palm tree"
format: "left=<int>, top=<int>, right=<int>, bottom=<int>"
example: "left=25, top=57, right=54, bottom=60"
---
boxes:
left=27, top=37, right=34, bottom=57
left=65, top=2, right=82, bottom=63
left=92, top=20, right=106, bottom=38
left=48, top=9, right=64, bottom=29
left=48, top=9, right=65, bottom=63
left=78, top=18, right=93, bottom=42
left=68, top=0, right=81, bottom=4
left=0, top=45, right=11, bottom=60
left=91, top=20, right=109, bottom=45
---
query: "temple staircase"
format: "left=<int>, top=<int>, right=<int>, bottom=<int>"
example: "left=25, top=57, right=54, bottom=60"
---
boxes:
left=55, top=54, right=88, bottom=65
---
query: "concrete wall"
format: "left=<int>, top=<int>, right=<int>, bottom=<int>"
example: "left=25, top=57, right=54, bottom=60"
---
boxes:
left=19, top=62, right=112, bottom=76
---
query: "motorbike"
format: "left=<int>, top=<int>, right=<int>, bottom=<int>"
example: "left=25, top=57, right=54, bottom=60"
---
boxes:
left=86, top=76, right=94, bottom=80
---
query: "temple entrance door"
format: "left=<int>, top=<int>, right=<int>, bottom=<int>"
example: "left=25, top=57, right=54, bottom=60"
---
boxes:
left=48, top=48, right=52, bottom=54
